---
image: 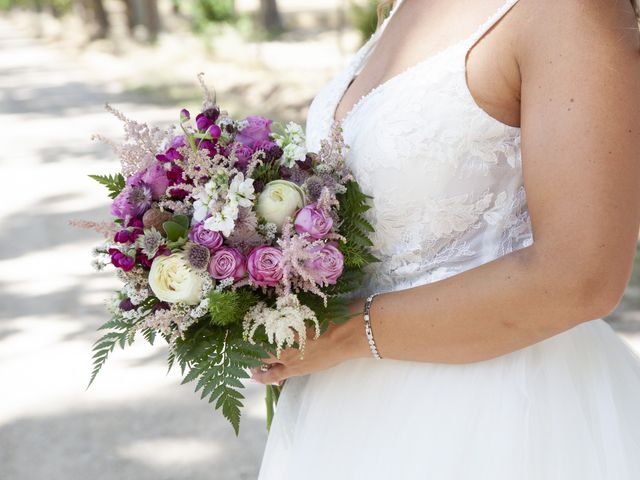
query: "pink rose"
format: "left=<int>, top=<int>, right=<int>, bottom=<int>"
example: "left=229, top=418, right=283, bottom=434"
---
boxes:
left=294, top=203, right=334, bottom=240
left=247, top=245, right=284, bottom=286
left=236, top=116, right=273, bottom=149
left=189, top=222, right=224, bottom=251
left=305, top=242, right=344, bottom=285
left=208, top=247, right=247, bottom=281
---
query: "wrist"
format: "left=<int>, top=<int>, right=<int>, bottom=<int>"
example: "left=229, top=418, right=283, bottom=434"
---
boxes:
left=332, top=297, right=375, bottom=360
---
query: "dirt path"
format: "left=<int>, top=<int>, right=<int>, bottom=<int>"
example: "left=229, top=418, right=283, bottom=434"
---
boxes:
left=0, top=17, right=269, bottom=480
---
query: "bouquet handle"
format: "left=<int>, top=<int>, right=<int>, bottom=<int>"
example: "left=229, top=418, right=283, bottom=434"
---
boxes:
left=265, top=383, right=283, bottom=431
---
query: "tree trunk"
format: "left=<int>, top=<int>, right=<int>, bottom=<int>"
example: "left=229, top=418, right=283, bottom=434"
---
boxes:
left=259, top=0, right=283, bottom=34
left=143, top=0, right=160, bottom=42
left=92, top=0, right=110, bottom=39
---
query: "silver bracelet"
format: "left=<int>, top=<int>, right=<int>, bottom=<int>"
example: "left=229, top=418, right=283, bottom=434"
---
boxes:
left=363, top=292, right=383, bottom=360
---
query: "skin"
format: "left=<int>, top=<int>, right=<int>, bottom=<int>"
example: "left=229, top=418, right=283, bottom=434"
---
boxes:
left=252, top=0, right=640, bottom=385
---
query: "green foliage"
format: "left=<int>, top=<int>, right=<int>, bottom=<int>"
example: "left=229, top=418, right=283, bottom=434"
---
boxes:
left=252, top=159, right=281, bottom=186
left=87, top=317, right=139, bottom=389
left=89, top=173, right=126, bottom=200
left=336, top=180, right=379, bottom=268
left=173, top=326, right=268, bottom=435
left=193, top=0, right=236, bottom=32
left=208, top=289, right=261, bottom=326
left=163, top=214, right=191, bottom=244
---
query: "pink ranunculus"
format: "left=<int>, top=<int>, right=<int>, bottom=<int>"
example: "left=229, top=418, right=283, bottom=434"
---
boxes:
left=141, top=163, right=169, bottom=200
left=246, top=245, right=284, bottom=286
left=208, top=247, right=246, bottom=281
left=304, top=242, right=344, bottom=285
left=189, top=222, right=224, bottom=251
left=236, top=116, right=273, bottom=149
left=294, top=202, right=334, bottom=240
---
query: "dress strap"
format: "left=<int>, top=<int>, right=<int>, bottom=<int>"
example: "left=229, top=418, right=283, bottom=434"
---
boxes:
left=463, top=0, right=521, bottom=50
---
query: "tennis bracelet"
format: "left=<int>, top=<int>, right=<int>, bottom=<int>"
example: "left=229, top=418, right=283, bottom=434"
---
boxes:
left=363, top=292, right=383, bottom=360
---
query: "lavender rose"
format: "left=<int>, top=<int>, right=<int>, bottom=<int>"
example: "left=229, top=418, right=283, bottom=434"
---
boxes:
left=208, top=247, right=246, bottom=281
left=305, top=242, right=344, bottom=285
left=294, top=202, right=334, bottom=240
left=247, top=245, right=284, bottom=287
left=236, top=116, right=272, bottom=149
left=188, top=222, right=224, bottom=251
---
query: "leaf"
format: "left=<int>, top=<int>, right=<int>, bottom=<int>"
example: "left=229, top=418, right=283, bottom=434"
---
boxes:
left=89, top=173, right=126, bottom=199
left=163, top=221, right=188, bottom=242
left=172, top=214, right=190, bottom=229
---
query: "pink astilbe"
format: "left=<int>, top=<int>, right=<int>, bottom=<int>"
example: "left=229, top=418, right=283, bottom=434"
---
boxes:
left=276, top=222, right=345, bottom=307
left=92, top=103, right=170, bottom=177
left=68, top=219, right=118, bottom=238
left=319, top=122, right=354, bottom=185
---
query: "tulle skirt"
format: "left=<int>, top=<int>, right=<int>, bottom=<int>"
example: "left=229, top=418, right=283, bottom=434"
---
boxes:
left=257, top=319, right=640, bottom=479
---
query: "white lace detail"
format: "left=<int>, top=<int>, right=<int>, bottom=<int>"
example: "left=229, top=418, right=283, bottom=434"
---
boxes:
left=305, top=0, right=530, bottom=298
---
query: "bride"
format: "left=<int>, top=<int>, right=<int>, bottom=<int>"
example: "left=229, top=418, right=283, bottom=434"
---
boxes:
left=253, top=0, right=640, bottom=478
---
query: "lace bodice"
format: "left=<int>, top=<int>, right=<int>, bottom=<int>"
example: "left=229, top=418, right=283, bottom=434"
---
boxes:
left=305, top=0, right=533, bottom=296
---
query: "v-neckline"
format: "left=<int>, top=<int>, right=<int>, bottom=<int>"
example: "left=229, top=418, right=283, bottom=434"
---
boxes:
left=331, top=0, right=406, bottom=126
left=330, top=0, right=522, bottom=129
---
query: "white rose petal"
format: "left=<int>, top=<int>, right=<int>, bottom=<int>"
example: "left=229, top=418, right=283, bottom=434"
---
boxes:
left=149, top=253, right=205, bottom=305
left=255, top=180, right=305, bottom=230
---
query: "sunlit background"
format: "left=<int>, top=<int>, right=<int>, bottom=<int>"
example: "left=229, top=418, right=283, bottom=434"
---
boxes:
left=1, top=1, right=639, bottom=479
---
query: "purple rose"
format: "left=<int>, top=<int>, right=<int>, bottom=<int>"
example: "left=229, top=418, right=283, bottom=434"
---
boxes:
left=294, top=203, right=333, bottom=240
left=141, top=163, right=169, bottom=200
left=304, top=242, right=344, bottom=285
left=188, top=222, right=224, bottom=251
left=246, top=245, right=284, bottom=287
left=208, top=247, right=247, bottom=281
left=236, top=116, right=272, bottom=149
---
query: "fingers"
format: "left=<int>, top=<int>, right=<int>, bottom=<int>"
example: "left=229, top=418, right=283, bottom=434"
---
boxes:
left=251, top=363, right=290, bottom=385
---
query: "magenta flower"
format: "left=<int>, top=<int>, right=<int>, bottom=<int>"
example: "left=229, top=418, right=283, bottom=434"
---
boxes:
left=180, top=109, right=190, bottom=122
left=304, top=242, right=344, bottom=285
left=247, top=245, right=284, bottom=286
left=229, top=143, right=253, bottom=169
left=188, top=222, right=224, bottom=251
left=294, top=203, right=333, bottom=240
left=141, top=163, right=169, bottom=200
left=208, top=247, right=247, bottom=281
left=236, top=116, right=272, bottom=149
left=253, top=140, right=283, bottom=164
left=109, top=249, right=135, bottom=271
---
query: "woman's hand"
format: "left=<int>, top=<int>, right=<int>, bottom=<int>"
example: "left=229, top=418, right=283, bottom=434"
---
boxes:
left=250, top=297, right=371, bottom=385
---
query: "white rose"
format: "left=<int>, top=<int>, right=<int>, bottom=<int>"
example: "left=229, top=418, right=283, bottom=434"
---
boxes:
left=149, top=253, right=204, bottom=305
left=255, top=180, right=306, bottom=230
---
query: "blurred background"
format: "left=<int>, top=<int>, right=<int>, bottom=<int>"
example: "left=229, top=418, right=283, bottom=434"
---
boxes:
left=0, top=1, right=639, bottom=479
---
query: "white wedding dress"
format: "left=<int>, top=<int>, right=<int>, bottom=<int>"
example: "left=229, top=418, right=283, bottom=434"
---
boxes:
left=257, top=1, right=640, bottom=478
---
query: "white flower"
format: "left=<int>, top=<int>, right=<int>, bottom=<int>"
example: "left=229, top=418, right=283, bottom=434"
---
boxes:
left=282, top=143, right=307, bottom=168
left=149, top=253, right=205, bottom=305
left=204, top=201, right=239, bottom=237
left=192, top=199, right=209, bottom=223
left=227, top=172, right=255, bottom=208
left=255, top=180, right=306, bottom=231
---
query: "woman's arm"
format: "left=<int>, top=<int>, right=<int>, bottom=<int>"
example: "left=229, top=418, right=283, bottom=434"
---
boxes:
left=252, top=0, right=640, bottom=383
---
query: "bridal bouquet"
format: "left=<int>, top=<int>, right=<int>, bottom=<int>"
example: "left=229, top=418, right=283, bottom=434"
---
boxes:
left=81, top=76, right=377, bottom=434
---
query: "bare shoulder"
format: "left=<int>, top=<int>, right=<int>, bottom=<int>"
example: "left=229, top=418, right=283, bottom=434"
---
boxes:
left=514, top=0, right=640, bottom=70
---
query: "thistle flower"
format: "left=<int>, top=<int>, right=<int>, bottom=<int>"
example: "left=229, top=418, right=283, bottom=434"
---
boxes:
left=184, top=242, right=211, bottom=271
